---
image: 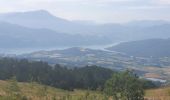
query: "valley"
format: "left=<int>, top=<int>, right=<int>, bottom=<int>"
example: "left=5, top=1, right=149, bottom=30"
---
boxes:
left=0, top=8, right=170, bottom=99
left=1, top=46, right=167, bottom=82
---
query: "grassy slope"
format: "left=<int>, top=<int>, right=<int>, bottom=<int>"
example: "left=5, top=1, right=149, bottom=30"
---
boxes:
left=145, top=87, right=170, bottom=100
left=0, top=80, right=170, bottom=100
left=0, top=80, right=107, bottom=100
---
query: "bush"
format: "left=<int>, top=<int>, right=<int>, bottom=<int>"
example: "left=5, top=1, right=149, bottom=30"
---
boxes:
left=104, top=71, right=144, bottom=100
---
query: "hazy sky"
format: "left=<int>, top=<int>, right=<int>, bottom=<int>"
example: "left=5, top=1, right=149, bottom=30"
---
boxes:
left=0, top=0, right=170, bottom=23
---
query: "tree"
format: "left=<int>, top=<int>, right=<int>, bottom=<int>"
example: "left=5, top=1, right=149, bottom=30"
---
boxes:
left=104, top=71, right=144, bottom=100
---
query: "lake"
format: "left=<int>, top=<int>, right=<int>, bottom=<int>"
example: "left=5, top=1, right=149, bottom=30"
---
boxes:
left=0, top=42, right=122, bottom=55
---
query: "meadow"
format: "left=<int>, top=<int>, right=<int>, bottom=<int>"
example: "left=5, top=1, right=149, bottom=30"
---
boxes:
left=0, top=80, right=169, bottom=100
left=0, top=80, right=109, bottom=100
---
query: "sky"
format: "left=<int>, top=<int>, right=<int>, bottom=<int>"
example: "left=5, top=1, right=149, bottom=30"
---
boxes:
left=0, top=0, right=170, bottom=23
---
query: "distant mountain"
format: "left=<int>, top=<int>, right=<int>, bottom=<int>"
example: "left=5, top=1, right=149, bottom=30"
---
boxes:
left=107, top=38, right=170, bottom=57
left=0, top=22, right=111, bottom=48
left=0, top=10, right=102, bottom=35
left=1, top=10, right=170, bottom=42
left=23, top=47, right=117, bottom=57
left=126, top=20, right=169, bottom=27
left=0, top=10, right=71, bottom=32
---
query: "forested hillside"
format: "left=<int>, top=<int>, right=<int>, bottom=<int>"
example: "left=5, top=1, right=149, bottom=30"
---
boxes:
left=107, top=38, right=170, bottom=57
left=0, top=58, right=114, bottom=90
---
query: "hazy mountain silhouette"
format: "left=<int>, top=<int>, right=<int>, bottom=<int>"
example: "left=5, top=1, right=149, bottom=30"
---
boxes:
left=107, top=38, right=170, bottom=57
left=0, top=22, right=112, bottom=48
left=0, top=10, right=98, bottom=35
left=0, top=10, right=170, bottom=48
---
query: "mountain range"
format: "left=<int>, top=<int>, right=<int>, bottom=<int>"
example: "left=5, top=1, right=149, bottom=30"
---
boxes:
left=0, top=22, right=111, bottom=48
left=0, top=10, right=170, bottom=48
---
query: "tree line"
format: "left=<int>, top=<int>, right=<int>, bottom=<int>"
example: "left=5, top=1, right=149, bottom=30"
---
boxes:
left=0, top=58, right=157, bottom=92
left=0, top=58, right=115, bottom=90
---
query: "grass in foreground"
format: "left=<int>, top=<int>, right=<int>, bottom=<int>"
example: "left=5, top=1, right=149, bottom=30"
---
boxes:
left=145, top=87, right=170, bottom=100
left=0, top=80, right=108, bottom=100
left=0, top=79, right=170, bottom=100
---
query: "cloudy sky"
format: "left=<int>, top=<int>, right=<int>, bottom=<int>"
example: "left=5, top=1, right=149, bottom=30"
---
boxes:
left=0, top=0, right=170, bottom=23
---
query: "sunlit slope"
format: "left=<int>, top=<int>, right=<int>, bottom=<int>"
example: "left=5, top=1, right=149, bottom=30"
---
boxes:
left=0, top=80, right=106, bottom=100
left=145, top=87, right=170, bottom=100
left=0, top=80, right=169, bottom=100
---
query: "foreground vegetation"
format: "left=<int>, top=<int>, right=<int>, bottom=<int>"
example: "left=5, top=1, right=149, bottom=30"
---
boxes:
left=0, top=58, right=159, bottom=100
left=0, top=79, right=169, bottom=100
left=0, top=79, right=108, bottom=100
left=104, top=71, right=144, bottom=100
left=145, top=87, right=170, bottom=100
left=0, top=58, right=114, bottom=90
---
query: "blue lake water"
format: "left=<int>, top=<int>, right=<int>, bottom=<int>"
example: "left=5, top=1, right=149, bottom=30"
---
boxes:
left=0, top=42, right=122, bottom=55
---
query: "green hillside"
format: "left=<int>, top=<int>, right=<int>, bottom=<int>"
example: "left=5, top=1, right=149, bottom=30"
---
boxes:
left=0, top=79, right=169, bottom=100
left=107, top=38, right=170, bottom=57
left=0, top=80, right=107, bottom=100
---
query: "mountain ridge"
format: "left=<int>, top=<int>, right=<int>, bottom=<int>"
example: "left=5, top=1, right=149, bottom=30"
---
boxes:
left=1, top=10, right=170, bottom=48
left=107, top=38, right=170, bottom=57
left=0, top=22, right=113, bottom=48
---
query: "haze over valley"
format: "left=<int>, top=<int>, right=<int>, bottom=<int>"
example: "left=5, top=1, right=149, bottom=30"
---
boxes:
left=1, top=1, right=170, bottom=99
left=0, top=10, right=170, bottom=81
